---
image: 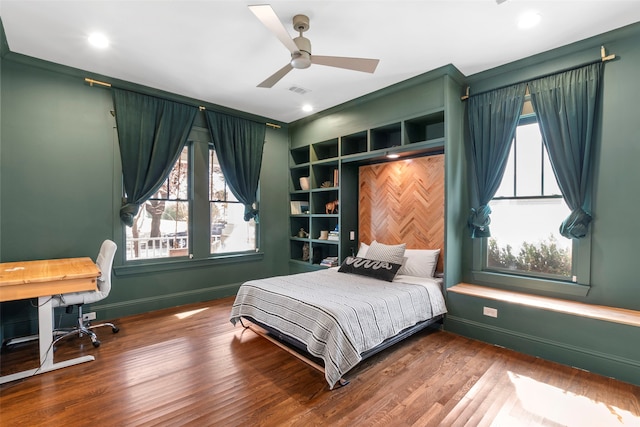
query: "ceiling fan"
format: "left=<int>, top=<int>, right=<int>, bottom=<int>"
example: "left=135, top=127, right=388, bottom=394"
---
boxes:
left=249, top=4, right=380, bottom=88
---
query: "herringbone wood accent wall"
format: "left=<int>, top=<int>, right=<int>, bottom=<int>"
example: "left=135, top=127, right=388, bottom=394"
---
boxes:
left=359, top=154, right=445, bottom=273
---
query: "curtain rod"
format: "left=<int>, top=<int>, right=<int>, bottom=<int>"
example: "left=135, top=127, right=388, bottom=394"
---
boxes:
left=460, top=46, right=616, bottom=101
left=84, top=77, right=281, bottom=129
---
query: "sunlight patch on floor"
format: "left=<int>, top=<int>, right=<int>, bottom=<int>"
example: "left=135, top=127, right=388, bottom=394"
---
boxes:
left=174, top=307, right=209, bottom=319
left=503, top=371, right=640, bottom=426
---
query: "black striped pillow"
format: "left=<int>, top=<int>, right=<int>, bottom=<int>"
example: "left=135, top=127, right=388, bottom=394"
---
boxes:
left=338, top=256, right=402, bottom=282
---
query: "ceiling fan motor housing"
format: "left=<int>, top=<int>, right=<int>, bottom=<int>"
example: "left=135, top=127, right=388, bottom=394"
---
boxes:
left=291, top=36, right=312, bottom=69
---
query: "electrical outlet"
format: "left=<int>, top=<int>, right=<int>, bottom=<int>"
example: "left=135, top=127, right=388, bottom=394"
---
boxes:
left=350, top=231, right=355, bottom=241
left=483, top=306, right=498, bottom=318
left=82, top=311, right=97, bottom=321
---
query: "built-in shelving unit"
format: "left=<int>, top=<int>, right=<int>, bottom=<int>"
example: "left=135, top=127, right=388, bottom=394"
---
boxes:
left=289, top=109, right=446, bottom=271
left=289, top=140, right=341, bottom=269
left=289, top=145, right=310, bottom=267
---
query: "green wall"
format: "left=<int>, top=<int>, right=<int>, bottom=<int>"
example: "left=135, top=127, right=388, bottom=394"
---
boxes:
left=447, top=22, right=640, bottom=386
left=0, top=54, right=290, bottom=341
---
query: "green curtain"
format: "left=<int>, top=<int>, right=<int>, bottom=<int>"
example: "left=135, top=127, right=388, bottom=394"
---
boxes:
left=112, top=88, right=197, bottom=226
left=529, top=62, right=603, bottom=239
left=467, top=83, right=527, bottom=238
left=204, top=111, right=266, bottom=222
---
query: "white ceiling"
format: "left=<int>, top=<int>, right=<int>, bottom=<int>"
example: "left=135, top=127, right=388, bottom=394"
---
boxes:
left=2, top=1, right=640, bottom=123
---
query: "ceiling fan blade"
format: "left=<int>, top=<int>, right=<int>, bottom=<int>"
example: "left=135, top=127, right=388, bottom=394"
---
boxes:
left=258, top=63, right=294, bottom=88
left=311, top=55, right=380, bottom=73
left=249, top=4, right=298, bottom=54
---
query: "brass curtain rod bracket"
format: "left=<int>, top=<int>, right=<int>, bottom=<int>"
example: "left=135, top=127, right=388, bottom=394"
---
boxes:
left=601, top=45, right=616, bottom=62
left=84, top=78, right=111, bottom=87
left=460, top=86, right=470, bottom=101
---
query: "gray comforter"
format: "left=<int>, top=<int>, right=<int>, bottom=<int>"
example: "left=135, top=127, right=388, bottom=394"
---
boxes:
left=229, top=268, right=447, bottom=388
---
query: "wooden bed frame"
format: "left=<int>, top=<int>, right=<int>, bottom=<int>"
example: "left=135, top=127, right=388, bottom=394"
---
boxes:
left=238, top=313, right=445, bottom=387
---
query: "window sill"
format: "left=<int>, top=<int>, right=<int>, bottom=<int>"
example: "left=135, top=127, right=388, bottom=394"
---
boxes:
left=114, top=251, right=264, bottom=277
left=470, top=270, right=590, bottom=298
left=449, top=282, right=640, bottom=328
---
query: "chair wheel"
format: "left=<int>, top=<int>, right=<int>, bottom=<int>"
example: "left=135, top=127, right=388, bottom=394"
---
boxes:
left=92, top=340, right=101, bottom=348
left=112, top=327, right=120, bottom=333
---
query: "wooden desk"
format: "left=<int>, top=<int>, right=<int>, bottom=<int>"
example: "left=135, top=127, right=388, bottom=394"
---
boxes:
left=0, top=257, right=100, bottom=384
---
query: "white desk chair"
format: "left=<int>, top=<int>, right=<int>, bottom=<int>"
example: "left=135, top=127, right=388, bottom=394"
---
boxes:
left=52, top=240, right=119, bottom=348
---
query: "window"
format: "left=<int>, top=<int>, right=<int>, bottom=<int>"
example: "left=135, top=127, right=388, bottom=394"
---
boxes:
left=124, top=135, right=259, bottom=262
left=209, top=148, right=257, bottom=254
left=125, top=146, right=190, bottom=261
left=485, top=116, right=573, bottom=280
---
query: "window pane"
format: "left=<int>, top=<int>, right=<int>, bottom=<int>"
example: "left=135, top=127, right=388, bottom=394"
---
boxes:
left=487, top=198, right=572, bottom=277
left=210, top=202, right=256, bottom=253
left=209, top=150, right=239, bottom=202
left=227, top=188, right=239, bottom=202
left=171, top=148, right=189, bottom=200
left=209, top=150, right=225, bottom=201
left=209, top=147, right=256, bottom=254
left=494, top=144, right=515, bottom=197
left=543, top=149, right=562, bottom=196
left=126, top=201, right=189, bottom=260
left=515, top=123, right=542, bottom=197
left=125, top=146, right=190, bottom=261
left=487, top=119, right=576, bottom=280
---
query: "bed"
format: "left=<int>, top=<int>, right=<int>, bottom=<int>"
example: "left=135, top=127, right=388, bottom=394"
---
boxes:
left=229, top=242, right=447, bottom=389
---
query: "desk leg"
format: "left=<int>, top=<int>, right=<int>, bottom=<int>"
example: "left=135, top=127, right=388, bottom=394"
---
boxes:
left=0, top=296, right=95, bottom=385
left=38, top=295, right=55, bottom=368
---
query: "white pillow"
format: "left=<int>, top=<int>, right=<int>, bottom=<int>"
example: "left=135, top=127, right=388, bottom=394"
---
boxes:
left=356, top=242, right=370, bottom=258
left=364, top=240, right=406, bottom=265
left=397, top=249, right=440, bottom=278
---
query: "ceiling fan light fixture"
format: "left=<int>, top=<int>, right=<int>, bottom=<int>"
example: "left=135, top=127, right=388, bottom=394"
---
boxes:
left=291, top=51, right=312, bottom=69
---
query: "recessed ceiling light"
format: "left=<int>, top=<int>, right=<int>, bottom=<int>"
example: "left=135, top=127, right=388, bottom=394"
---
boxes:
left=302, top=104, right=313, bottom=112
left=88, top=32, right=109, bottom=49
left=518, top=11, right=541, bottom=30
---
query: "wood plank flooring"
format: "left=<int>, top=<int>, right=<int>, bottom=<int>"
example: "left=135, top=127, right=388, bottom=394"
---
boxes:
left=1, top=297, right=639, bottom=426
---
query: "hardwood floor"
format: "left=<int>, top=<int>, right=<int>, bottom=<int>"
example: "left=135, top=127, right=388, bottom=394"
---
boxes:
left=1, top=297, right=639, bottom=426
